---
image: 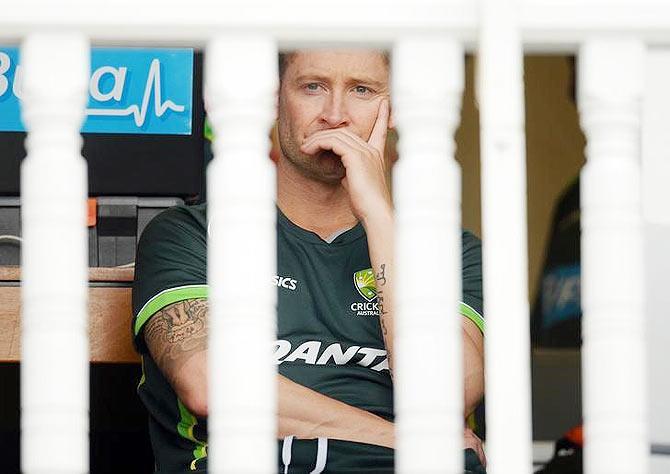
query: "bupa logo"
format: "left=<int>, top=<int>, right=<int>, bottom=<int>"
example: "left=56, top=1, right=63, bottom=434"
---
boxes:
left=0, top=47, right=193, bottom=135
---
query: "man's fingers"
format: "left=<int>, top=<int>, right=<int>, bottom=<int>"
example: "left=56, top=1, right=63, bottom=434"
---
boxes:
left=367, top=98, right=389, bottom=153
left=300, top=135, right=354, bottom=159
left=302, top=128, right=383, bottom=163
left=303, top=129, right=367, bottom=151
left=301, top=132, right=369, bottom=159
left=463, top=427, right=487, bottom=467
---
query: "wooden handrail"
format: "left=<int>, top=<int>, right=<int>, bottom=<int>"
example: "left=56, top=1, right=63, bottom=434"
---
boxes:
left=0, top=265, right=135, bottom=283
left=0, top=266, right=139, bottom=363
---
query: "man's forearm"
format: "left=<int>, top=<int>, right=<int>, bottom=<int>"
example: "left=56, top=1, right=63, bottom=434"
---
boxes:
left=362, top=210, right=395, bottom=373
left=173, top=354, right=394, bottom=447
left=363, top=212, right=485, bottom=418
left=462, top=319, right=485, bottom=417
left=176, top=356, right=393, bottom=448
left=145, top=299, right=394, bottom=447
left=278, top=374, right=394, bottom=447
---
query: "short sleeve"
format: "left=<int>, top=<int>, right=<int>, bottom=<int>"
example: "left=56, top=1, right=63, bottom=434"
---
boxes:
left=132, top=206, right=209, bottom=353
left=460, top=230, right=484, bottom=335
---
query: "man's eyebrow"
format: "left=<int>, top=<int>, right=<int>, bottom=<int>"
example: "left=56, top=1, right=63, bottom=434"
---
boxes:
left=293, top=73, right=387, bottom=89
left=293, top=74, right=331, bottom=84
left=345, top=76, right=387, bottom=89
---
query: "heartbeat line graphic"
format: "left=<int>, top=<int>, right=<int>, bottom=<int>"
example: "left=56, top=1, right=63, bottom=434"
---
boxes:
left=86, top=59, right=185, bottom=127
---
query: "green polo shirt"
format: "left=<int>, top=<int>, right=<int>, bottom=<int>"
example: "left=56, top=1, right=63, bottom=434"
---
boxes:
left=132, top=204, right=484, bottom=473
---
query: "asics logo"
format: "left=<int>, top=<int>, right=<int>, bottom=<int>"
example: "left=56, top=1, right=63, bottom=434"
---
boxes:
left=272, top=275, right=298, bottom=291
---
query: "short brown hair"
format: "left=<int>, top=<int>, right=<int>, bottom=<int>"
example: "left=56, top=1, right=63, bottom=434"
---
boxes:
left=278, top=52, right=295, bottom=80
left=278, top=50, right=390, bottom=80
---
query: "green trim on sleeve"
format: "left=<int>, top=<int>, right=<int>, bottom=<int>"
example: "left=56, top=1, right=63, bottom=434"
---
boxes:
left=204, top=118, right=214, bottom=142
left=459, top=301, right=485, bottom=335
left=177, top=399, right=208, bottom=471
left=134, top=285, right=209, bottom=336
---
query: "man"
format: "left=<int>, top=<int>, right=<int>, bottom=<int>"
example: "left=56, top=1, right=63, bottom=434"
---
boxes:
left=132, top=49, right=485, bottom=473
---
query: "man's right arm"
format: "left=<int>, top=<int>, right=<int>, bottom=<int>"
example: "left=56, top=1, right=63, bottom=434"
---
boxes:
left=143, top=298, right=210, bottom=415
left=143, top=298, right=394, bottom=448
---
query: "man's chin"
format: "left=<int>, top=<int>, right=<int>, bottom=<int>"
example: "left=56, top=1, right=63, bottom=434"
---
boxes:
left=310, top=166, right=345, bottom=185
left=281, top=149, right=345, bottom=184
left=317, top=150, right=341, bottom=162
left=301, top=162, right=345, bottom=185
left=285, top=150, right=342, bottom=183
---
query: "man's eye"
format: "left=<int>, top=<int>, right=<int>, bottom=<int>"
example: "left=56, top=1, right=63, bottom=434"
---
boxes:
left=305, top=83, right=320, bottom=92
left=354, top=85, right=371, bottom=95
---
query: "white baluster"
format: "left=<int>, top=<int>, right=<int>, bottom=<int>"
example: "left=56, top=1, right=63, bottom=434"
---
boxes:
left=205, top=35, right=278, bottom=473
left=478, top=0, right=532, bottom=472
left=642, top=49, right=670, bottom=473
left=20, top=33, right=90, bottom=474
left=393, top=37, right=464, bottom=473
left=578, top=39, right=648, bottom=474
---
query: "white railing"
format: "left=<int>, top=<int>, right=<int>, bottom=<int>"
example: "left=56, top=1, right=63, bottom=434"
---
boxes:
left=478, top=3, right=532, bottom=473
left=3, top=0, right=668, bottom=473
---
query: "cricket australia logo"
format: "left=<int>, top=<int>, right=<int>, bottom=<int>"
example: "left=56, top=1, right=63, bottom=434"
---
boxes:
left=354, top=268, right=377, bottom=301
left=351, top=268, right=380, bottom=316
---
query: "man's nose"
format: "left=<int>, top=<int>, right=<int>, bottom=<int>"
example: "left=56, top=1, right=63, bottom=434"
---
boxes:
left=319, top=92, right=349, bottom=128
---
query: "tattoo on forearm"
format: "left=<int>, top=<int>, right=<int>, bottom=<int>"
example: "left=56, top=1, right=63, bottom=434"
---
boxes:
left=379, top=294, right=389, bottom=335
left=379, top=295, right=393, bottom=377
left=375, top=263, right=387, bottom=287
left=375, top=263, right=389, bottom=317
left=144, top=298, right=208, bottom=380
left=375, top=263, right=393, bottom=375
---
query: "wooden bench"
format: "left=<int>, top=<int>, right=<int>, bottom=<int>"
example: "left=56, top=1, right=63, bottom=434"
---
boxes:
left=0, top=266, right=139, bottom=363
left=0, top=265, right=156, bottom=472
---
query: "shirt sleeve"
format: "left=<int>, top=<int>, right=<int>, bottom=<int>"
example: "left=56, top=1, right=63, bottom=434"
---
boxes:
left=460, top=230, right=484, bottom=335
left=132, top=207, right=208, bottom=353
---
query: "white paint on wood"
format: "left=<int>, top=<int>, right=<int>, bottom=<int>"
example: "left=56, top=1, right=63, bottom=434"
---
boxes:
left=641, top=50, right=670, bottom=226
left=393, top=36, right=464, bottom=473
left=20, top=32, right=90, bottom=474
left=579, top=38, right=649, bottom=474
left=205, top=35, right=278, bottom=473
left=3, top=1, right=670, bottom=51
left=478, top=0, right=532, bottom=472
left=641, top=48, right=670, bottom=448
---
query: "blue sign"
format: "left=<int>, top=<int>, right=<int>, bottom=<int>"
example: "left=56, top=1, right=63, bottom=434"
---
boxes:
left=0, top=47, right=193, bottom=135
left=541, top=264, right=581, bottom=328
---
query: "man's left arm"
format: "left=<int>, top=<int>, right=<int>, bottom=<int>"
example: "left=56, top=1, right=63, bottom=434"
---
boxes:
left=462, top=317, right=485, bottom=417
left=302, top=98, right=485, bottom=462
left=366, top=215, right=486, bottom=466
left=365, top=215, right=485, bottom=417
left=302, top=98, right=485, bottom=410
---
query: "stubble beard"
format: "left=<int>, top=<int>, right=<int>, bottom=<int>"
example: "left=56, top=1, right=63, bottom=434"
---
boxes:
left=278, top=125, right=346, bottom=186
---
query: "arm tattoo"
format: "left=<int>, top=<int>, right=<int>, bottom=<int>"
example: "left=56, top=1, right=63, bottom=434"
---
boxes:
left=375, top=263, right=393, bottom=376
left=378, top=292, right=393, bottom=377
left=375, top=263, right=389, bottom=317
left=144, top=298, right=208, bottom=381
left=375, top=263, right=387, bottom=287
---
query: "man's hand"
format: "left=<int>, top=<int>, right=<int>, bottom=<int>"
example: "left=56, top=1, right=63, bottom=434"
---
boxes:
left=300, top=99, right=392, bottom=225
left=464, top=426, right=487, bottom=468
left=301, top=99, right=396, bottom=371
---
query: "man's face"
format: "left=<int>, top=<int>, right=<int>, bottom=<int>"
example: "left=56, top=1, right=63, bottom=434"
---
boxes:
left=277, top=50, right=390, bottom=184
